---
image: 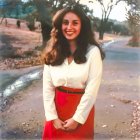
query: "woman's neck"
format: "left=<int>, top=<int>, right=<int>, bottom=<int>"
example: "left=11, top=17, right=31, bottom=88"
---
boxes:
left=69, top=41, right=77, bottom=55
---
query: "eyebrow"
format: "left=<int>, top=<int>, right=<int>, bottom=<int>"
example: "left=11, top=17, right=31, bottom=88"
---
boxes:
left=63, top=19, right=80, bottom=21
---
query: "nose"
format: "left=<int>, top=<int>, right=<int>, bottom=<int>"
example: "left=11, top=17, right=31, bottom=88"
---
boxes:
left=67, top=23, right=72, bottom=29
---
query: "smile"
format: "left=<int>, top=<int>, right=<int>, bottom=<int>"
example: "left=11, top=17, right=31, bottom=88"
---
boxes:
left=65, top=31, right=74, bottom=35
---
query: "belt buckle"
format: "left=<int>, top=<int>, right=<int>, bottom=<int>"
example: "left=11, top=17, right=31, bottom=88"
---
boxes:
left=66, top=89, right=68, bottom=94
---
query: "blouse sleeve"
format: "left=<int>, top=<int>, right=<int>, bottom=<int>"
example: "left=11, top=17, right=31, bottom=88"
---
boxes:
left=43, top=64, right=58, bottom=121
left=72, top=47, right=103, bottom=124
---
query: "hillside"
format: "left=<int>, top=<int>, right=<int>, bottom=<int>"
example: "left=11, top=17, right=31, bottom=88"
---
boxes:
left=0, top=18, right=42, bottom=70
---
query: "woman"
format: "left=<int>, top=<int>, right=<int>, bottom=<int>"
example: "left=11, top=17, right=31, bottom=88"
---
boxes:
left=42, top=5, right=105, bottom=140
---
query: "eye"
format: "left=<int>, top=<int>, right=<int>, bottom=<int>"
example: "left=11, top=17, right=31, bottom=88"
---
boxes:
left=73, top=21, right=79, bottom=25
left=62, top=20, right=69, bottom=25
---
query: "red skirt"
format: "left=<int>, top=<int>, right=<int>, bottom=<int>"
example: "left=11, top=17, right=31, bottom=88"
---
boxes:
left=42, top=86, right=95, bottom=140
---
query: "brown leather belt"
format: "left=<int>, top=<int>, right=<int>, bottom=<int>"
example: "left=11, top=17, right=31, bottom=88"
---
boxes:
left=56, top=86, right=85, bottom=94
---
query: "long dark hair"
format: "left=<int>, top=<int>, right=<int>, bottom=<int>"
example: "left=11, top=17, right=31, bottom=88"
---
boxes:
left=42, top=5, right=105, bottom=66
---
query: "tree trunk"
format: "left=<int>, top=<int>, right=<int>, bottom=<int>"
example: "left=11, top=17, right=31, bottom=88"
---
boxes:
left=33, top=0, right=52, bottom=47
left=129, top=30, right=140, bottom=47
left=41, top=21, right=52, bottom=47
left=99, top=20, right=105, bottom=40
left=0, top=15, right=5, bottom=24
left=0, top=17, right=4, bottom=24
left=99, top=26, right=105, bottom=40
left=99, top=31, right=104, bottom=40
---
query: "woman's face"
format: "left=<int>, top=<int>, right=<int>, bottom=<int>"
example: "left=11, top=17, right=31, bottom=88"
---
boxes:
left=62, top=12, right=81, bottom=42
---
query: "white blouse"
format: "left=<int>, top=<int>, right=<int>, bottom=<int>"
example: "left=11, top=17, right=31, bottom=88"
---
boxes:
left=43, top=45, right=103, bottom=124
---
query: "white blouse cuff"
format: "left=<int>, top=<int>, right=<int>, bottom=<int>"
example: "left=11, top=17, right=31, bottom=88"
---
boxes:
left=45, top=115, right=58, bottom=121
left=72, top=114, right=85, bottom=124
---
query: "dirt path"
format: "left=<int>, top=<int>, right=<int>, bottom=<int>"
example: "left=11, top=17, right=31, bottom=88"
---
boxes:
left=94, top=38, right=140, bottom=139
left=1, top=18, right=140, bottom=139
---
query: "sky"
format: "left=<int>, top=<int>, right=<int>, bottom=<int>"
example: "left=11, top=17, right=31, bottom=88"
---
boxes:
left=21, top=0, right=129, bottom=22
left=80, top=0, right=130, bottom=22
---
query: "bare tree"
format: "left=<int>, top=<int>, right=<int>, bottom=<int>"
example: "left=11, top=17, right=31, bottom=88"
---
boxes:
left=89, top=0, right=123, bottom=40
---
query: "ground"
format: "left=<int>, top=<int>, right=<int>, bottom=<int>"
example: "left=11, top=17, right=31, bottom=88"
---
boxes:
left=0, top=18, right=140, bottom=140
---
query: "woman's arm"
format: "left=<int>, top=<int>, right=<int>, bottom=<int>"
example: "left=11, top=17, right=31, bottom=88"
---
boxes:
left=72, top=47, right=103, bottom=124
left=43, top=64, right=58, bottom=121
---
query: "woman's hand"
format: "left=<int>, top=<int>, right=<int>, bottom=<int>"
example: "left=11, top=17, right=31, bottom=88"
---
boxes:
left=63, top=118, right=80, bottom=131
left=52, top=118, right=65, bottom=130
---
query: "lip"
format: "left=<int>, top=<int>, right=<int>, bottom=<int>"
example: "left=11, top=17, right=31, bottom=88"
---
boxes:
left=65, top=31, right=74, bottom=35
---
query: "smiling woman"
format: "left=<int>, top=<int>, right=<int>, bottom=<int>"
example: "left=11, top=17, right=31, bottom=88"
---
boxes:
left=41, top=4, right=105, bottom=140
left=62, top=12, right=81, bottom=42
left=61, top=12, right=82, bottom=56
